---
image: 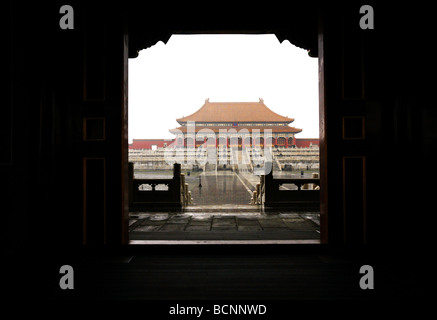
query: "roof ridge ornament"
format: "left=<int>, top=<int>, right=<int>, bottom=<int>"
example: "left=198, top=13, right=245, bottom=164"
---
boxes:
left=205, top=98, right=210, bottom=103
left=259, top=98, right=264, bottom=103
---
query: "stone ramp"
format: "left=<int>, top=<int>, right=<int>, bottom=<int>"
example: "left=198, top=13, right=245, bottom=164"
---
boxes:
left=189, top=172, right=254, bottom=205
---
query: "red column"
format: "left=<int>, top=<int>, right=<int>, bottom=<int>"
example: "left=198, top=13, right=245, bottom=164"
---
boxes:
left=285, top=136, right=288, bottom=148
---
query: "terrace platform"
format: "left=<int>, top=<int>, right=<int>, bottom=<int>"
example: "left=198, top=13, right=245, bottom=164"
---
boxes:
left=129, top=207, right=320, bottom=242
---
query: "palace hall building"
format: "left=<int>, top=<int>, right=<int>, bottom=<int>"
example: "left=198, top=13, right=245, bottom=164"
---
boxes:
left=169, top=98, right=302, bottom=149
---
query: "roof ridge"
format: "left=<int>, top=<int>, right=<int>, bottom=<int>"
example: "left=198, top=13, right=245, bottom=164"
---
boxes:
left=176, top=100, right=294, bottom=124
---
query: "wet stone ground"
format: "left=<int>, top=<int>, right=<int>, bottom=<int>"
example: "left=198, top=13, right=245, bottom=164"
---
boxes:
left=189, top=172, right=252, bottom=205
left=130, top=170, right=320, bottom=240
left=129, top=211, right=320, bottom=240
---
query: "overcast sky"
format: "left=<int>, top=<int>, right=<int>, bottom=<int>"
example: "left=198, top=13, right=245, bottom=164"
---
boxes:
left=128, top=34, right=319, bottom=142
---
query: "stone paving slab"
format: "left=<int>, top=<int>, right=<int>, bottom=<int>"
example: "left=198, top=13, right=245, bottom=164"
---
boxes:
left=129, top=230, right=320, bottom=240
left=129, top=210, right=320, bottom=240
left=258, top=218, right=288, bottom=228
left=278, top=213, right=301, bottom=218
left=134, top=225, right=162, bottom=232
left=238, top=225, right=263, bottom=231
left=149, top=214, right=169, bottom=221
left=159, top=224, right=187, bottom=232
left=167, top=215, right=191, bottom=224
left=212, top=217, right=236, bottom=227
left=140, top=220, right=165, bottom=226
left=185, top=220, right=212, bottom=232
left=188, top=220, right=212, bottom=225
left=236, top=218, right=261, bottom=226
left=185, top=224, right=211, bottom=231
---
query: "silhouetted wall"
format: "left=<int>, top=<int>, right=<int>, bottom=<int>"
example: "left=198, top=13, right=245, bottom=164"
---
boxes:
left=3, top=1, right=436, bottom=257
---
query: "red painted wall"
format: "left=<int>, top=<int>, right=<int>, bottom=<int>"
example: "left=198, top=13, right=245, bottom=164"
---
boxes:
left=295, top=138, right=319, bottom=148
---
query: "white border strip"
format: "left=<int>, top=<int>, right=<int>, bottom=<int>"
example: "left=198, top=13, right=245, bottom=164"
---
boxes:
left=235, top=172, right=254, bottom=195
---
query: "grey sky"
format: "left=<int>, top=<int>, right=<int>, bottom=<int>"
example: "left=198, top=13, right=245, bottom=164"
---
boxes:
left=128, top=34, right=319, bottom=142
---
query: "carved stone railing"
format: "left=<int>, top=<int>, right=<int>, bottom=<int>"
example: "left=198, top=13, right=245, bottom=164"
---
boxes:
left=250, top=175, right=264, bottom=205
left=264, top=165, right=320, bottom=208
left=180, top=173, right=192, bottom=207
left=129, top=162, right=188, bottom=210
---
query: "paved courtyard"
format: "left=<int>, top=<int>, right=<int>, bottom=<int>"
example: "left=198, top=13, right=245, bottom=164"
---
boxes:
left=189, top=171, right=253, bottom=205
left=130, top=170, right=320, bottom=241
left=129, top=210, right=320, bottom=241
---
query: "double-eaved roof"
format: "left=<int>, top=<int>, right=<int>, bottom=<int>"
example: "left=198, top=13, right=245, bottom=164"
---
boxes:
left=176, top=99, right=294, bottom=124
left=171, top=99, right=302, bottom=135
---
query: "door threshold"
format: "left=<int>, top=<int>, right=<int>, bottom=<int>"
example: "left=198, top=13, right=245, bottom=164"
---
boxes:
left=129, top=239, right=320, bottom=245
